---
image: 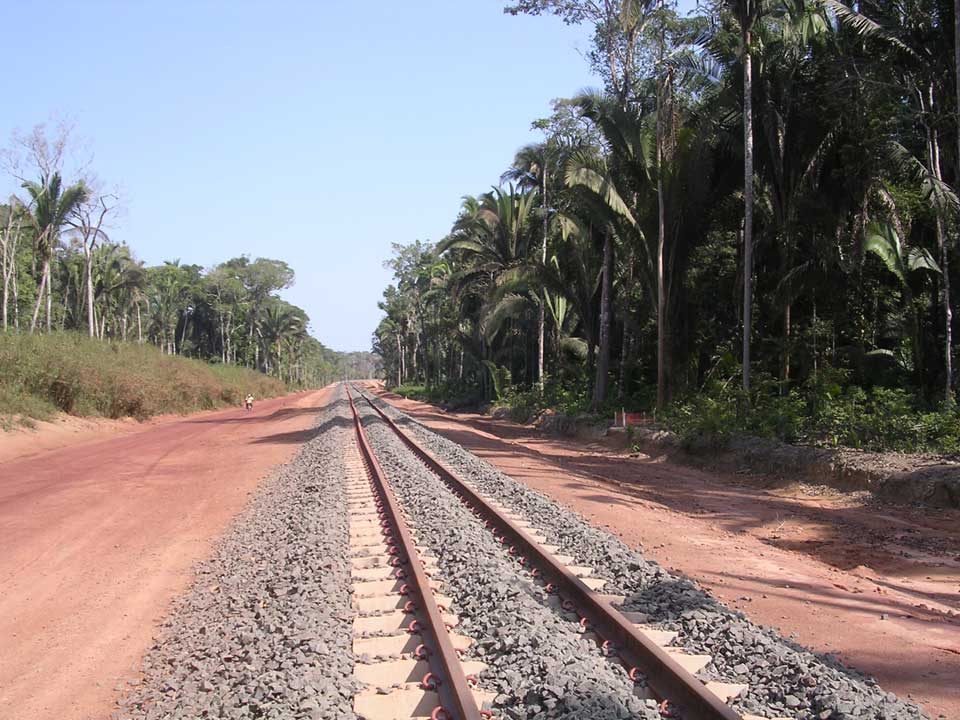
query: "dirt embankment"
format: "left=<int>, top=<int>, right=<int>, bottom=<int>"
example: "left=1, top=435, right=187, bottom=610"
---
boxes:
left=620, top=427, right=960, bottom=509
left=529, top=410, right=960, bottom=509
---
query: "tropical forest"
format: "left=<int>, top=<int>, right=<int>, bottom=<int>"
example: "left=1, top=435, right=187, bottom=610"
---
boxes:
left=0, top=126, right=373, bottom=424
left=374, top=0, right=960, bottom=454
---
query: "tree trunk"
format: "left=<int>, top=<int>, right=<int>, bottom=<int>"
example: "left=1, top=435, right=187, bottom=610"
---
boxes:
left=395, top=333, right=403, bottom=386
left=618, top=324, right=632, bottom=400
left=742, top=29, right=755, bottom=393
left=61, top=284, right=70, bottom=331
left=782, top=301, right=791, bottom=391
left=1, top=213, right=17, bottom=331
left=955, top=0, right=959, bottom=402
left=656, top=56, right=668, bottom=411
left=12, top=256, right=19, bottom=330
left=45, top=262, right=53, bottom=333
left=219, top=311, right=226, bottom=362
left=179, top=312, right=189, bottom=354
left=136, top=302, right=143, bottom=344
left=85, top=248, right=96, bottom=338
left=925, top=84, right=953, bottom=405
left=812, top=299, right=818, bottom=376
left=30, top=258, right=49, bottom=333
left=538, top=162, right=548, bottom=392
left=593, top=232, right=613, bottom=410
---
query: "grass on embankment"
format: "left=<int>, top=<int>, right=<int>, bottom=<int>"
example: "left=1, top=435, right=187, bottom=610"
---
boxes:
left=0, top=332, right=286, bottom=428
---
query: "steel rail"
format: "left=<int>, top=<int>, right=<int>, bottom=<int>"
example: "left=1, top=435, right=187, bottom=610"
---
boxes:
left=346, top=387, right=483, bottom=720
left=356, top=387, right=741, bottom=720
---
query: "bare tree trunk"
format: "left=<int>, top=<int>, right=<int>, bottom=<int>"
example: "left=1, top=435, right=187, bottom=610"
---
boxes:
left=926, top=84, right=953, bottom=405
left=395, top=333, right=402, bottom=386
left=618, top=324, right=632, bottom=400
left=742, top=29, right=755, bottom=393
left=955, top=0, right=960, bottom=402
left=538, top=161, right=548, bottom=392
left=0, top=213, right=7, bottom=330
left=783, top=301, right=791, bottom=390
left=85, top=248, right=96, bottom=337
left=812, top=299, right=818, bottom=376
left=179, top=312, right=189, bottom=355
left=593, top=232, right=613, bottom=410
left=656, top=11, right=668, bottom=410
left=61, top=284, right=70, bottom=331
left=45, top=262, right=53, bottom=333
left=1, top=216, right=20, bottom=331
left=12, top=263, right=18, bottom=329
left=30, top=258, right=49, bottom=333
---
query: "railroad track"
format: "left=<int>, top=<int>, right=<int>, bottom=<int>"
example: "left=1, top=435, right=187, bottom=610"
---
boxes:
left=349, top=384, right=788, bottom=720
left=346, top=387, right=494, bottom=719
left=119, top=384, right=922, bottom=720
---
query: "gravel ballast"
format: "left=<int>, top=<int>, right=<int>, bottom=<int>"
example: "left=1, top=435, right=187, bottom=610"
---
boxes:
left=112, top=384, right=929, bottom=720
left=117, top=394, right=359, bottom=720
left=362, top=389, right=929, bottom=720
left=357, top=402, right=662, bottom=720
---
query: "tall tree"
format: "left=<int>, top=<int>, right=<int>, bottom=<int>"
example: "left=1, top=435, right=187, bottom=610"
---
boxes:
left=724, top=0, right=765, bottom=393
left=70, top=192, right=116, bottom=338
left=21, top=173, right=88, bottom=333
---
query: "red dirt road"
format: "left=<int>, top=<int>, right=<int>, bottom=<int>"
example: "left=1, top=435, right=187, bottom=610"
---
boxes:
left=371, top=387, right=960, bottom=720
left=0, top=387, right=331, bottom=720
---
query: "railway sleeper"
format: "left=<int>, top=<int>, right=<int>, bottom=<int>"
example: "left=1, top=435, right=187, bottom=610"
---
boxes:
left=353, top=388, right=796, bottom=720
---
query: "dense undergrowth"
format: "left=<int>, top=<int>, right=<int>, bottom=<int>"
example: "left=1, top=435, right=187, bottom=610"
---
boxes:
left=0, top=332, right=287, bottom=428
left=389, top=364, right=960, bottom=455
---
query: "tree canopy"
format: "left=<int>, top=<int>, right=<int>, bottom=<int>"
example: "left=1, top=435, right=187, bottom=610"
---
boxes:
left=373, top=0, right=960, bottom=452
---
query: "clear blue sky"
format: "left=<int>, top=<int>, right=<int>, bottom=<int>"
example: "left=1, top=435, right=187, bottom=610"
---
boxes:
left=1, top=1, right=684, bottom=352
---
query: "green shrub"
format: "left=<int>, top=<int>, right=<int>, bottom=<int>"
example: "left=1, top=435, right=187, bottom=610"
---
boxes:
left=660, top=361, right=960, bottom=454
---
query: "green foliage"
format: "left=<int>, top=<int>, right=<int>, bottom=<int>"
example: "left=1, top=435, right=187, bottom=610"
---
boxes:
left=483, top=361, right=512, bottom=401
left=373, top=0, right=960, bottom=452
left=391, top=384, right=429, bottom=400
left=664, top=363, right=960, bottom=454
left=0, top=331, right=286, bottom=423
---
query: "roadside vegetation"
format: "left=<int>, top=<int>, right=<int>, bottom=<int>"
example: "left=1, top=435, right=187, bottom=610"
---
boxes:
left=375, top=0, right=960, bottom=455
left=0, top=332, right=286, bottom=428
left=0, top=124, right=379, bottom=427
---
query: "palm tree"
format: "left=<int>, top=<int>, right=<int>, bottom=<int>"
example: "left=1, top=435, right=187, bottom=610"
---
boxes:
left=95, top=244, right=145, bottom=339
left=439, top=186, right=538, bottom=396
left=21, top=173, right=88, bottom=333
left=503, top=143, right=552, bottom=392
left=564, top=92, right=654, bottom=408
left=723, top=0, right=765, bottom=393
left=260, top=303, right=305, bottom=379
left=864, top=222, right=941, bottom=380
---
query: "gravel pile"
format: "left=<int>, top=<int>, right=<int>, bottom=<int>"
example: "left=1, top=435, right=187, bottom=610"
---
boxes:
left=117, top=393, right=359, bottom=720
left=358, top=404, right=662, bottom=720
left=363, top=391, right=929, bottom=720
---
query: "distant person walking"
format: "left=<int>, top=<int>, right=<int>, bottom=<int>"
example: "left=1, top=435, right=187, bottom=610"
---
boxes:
left=244, top=393, right=254, bottom=411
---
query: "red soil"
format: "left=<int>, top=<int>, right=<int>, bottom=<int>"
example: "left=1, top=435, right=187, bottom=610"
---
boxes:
left=0, top=387, right=331, bottom=720
left=371, top=385, right=960, bottom=720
